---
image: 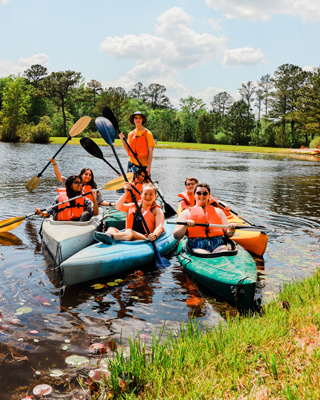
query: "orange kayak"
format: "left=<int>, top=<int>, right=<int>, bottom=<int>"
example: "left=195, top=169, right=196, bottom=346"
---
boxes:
left=177, top=201, right=268, bottom=257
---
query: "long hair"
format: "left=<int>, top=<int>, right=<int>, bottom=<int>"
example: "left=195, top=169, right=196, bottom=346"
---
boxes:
left=79, top=168, right=97, bottom=189
left=65, top=176, right=82, bottom=207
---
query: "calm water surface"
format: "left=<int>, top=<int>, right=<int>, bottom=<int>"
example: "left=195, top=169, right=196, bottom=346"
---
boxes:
left=0, top=142, right=319, bottom=398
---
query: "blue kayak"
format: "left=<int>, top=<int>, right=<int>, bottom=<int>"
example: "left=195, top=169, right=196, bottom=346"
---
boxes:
left=60, top=221, right=177, bottom=285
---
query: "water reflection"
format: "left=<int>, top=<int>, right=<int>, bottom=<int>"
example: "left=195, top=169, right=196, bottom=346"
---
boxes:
left=0, top=142, right=320, bottom=398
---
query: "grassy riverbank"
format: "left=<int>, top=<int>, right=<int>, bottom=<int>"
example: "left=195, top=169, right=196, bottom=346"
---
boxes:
left=49, top=137, right=293, bottom=155
left=89, top=270, right=320, bottom=399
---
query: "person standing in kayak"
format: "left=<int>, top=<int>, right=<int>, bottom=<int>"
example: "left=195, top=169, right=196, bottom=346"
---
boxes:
left=35, top=175, right=99, bottom=221
left=119, top=111, right=156, bottom=176
left=174, top=183, right=237, bottom=254
left=102, top=182, right=164, bottom=243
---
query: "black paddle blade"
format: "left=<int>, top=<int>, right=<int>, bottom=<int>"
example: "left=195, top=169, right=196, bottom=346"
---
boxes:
left=155, top=251, right=171, bottom=268
left=80, top=137, right=104, bottom=159
left=103, top=106, right=120, bottom=132
left=164, top=202, right=176, bottom=219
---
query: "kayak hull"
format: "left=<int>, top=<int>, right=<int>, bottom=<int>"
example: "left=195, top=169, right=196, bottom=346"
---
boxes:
left=177, top=237, right=257, bottom=309
left=41, top=208, right=104, bottom=265
left=60, top=221, right=177, bottom=285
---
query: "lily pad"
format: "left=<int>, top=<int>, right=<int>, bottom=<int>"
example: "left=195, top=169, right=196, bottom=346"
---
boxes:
left=33, top=383, right=53, bottom=396
left=50, top=369, right=64, bottom=377
left=107, top=282, right=118, bottom=286
left=89, top=342, right=107, bottom=354
left=65, top=355, right=89, bottom=367
left=91, top=283, right=106, bottom=290
left=16, top=306, right=33, bottom=315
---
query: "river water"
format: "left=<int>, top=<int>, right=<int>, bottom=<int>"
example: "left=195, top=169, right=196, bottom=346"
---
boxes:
left=0, top=142, right=319, bottom=398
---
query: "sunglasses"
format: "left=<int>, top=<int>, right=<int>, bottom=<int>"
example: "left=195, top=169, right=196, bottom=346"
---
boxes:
left=73, top=181, right=83, bottom=185
left=196, top=191, right=209, bottom=196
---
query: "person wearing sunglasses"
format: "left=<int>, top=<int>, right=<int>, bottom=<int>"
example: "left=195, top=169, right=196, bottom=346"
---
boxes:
left=173, top=183, right=237, bottom=254
left=35, top=175, right=98, bottom=221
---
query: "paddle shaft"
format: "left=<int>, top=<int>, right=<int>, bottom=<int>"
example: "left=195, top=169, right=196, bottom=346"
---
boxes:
left=167, top=221, right=267, bottom=231
left=217, top=200, right=254, bottom=226
left=37, top=136, right=71, bottom=177
left=107, top=137, right=163, bottom=259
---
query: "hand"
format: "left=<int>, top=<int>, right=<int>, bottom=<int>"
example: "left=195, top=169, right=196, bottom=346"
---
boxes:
left=186, top=219, right=195, bottom=227
left=148, top=232, right=157, bottom=241
left=146, top=166, right=151, bottom=176
left=124, top=182, right=131, bottom=192
left=225, top=204, right=231, bottom=211
left=50, top=157, right=56, bottom=165
left=228, top=223, right=237, bottom=236
left=119, top=132, right=125, bottom=140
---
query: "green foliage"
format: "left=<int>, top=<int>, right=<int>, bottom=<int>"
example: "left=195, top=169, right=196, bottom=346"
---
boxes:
left=29, top=116, right=52, bottom=143
left=0, top=76, right=32, bottom=142
left=51, top=110, right=74, bottom=136
left=309, top=136, right=320, bottom=148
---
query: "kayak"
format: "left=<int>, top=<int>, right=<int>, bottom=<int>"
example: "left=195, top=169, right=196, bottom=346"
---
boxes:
left=177, top=202, right=268, bottom=256
left=41, top=207, right=104, bottom=265
left=177, top=237, right=257, bottom=309
left=60, top=221, right=177, bottom=286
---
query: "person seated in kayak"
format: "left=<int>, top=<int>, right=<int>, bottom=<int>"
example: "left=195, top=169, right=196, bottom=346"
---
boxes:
left=178, top=177, right=231, bottom=213
left=35, top=175, right=99, bottom=221
left=173, top=183, right=237, bottom=254
left=102, top=182, right=164, bottom=244
left=123, top=169, right=146, bottom=203
left=49, top=159, right=112, bottom=207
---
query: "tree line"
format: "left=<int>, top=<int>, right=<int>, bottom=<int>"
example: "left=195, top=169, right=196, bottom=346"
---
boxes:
left=0, top=63, right=320, bottom=148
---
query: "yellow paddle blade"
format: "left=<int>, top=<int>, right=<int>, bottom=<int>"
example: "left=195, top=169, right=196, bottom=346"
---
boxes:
left=25, top=176, right=39, bottom=192
left=69, top=116, right=91, bottom=137
left=0, top=216, right=27, bottom=233
left=101, top=173, right=133, bottom=191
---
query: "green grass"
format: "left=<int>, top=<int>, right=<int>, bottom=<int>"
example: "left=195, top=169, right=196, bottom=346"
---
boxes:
left=85, top=270, right=320, bottom=399
left=49, top=137, right=294, bottom=155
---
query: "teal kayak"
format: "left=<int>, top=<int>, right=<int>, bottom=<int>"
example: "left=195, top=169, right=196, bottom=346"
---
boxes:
left=60, top=221, right=177, bottom=285
left=177, top=238, right=257, bottom=309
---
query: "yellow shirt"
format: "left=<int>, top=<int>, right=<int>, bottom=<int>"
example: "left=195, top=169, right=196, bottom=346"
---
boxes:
left=127, top=129, right=156, bottom=167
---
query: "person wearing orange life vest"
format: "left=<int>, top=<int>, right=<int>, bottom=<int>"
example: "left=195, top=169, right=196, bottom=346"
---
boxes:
left=101, top=182, right=164, bottom=244
left=119, top=111, right=155, bottom=176
left=35, top=175, right=98, bottom=221
left=49, top=161, right=114, bottom=207
left=178, top=177, right=199, bottom=211
left=123, top=169, right=146, bottom=203
left=174, top=183, right=237, bottom=254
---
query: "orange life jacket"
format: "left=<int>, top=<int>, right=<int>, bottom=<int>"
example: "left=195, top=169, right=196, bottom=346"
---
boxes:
left=124, top=182, right=143, bottom=203
left=178, top=191, right=195, bottom=208
left=56, top=188, right=85, bottom=221
left=187, top=205, right=224, bottom=238
left=126, top=202, right=164, bottom=235
left=128, top=130, right=149, bottom=158
left=82, top=184, right=93, bottom=201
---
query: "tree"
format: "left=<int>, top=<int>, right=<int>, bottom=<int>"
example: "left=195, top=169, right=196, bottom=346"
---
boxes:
left=143, top=83, right=172, bottom=110
left=129, top=82, right=144, bottom=99
left=23, top=64, right=48, bottom=87
left=258, top=74, right=273, bottom=117
left=254, top=88, right=264, bottom=123
left=86, top=80, right=102, bottom=106
left=196, top=113, right=215, bottom=143
left=37, top=70, right=82, bottom=135
left=226, top=100, right=255, bottom=145
left=210, top=91, right=234, bottom=133
left=0, top=76, right=32, bottom=142
left=179, top=96, right=206, bottom=142
left=294, top=68, right=320, bottom=144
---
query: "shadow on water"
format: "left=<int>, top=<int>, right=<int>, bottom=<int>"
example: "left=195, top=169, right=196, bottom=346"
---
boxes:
left=0, top=143, right=320, bottom=398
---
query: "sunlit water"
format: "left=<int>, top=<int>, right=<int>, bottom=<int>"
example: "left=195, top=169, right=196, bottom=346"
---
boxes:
left=0, top=142, right=319, bottom=398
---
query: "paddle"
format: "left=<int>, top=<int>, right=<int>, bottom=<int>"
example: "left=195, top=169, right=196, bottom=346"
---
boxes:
left=102, top=106, right=176, bottom=218
left=95, top=116, right=170, bottom=268
left=216, top=199, right=257, bottom=226
left=167, top=221, right=268, bottom=231
left=0, top=174, right=133, bottom=233
left=80, top=137, right=141, bottom=196
left=25, top=116, right=91, bottom=192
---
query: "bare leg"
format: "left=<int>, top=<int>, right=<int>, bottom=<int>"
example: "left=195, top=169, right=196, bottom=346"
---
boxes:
left=106, top=228, right=146, bottom=242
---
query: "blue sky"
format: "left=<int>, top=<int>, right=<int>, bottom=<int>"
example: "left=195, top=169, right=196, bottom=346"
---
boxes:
left=1, top=0, right=319, bottom=108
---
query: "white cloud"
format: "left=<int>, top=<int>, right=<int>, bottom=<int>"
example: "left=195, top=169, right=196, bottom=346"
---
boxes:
left=205, top=0, right=320, bottom=23
left=222, top=47, right=267, bottom=67
left=99, top=7, right=228, bottom=106
left=0, top=0, right=11, bottom=4
left=0, top=53, right=50, bottom=78
left=302, top=65, right=317, bottom=72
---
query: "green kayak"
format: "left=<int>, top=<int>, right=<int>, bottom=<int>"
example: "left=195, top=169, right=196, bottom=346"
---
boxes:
left=177, top=238, right=257, bottom=309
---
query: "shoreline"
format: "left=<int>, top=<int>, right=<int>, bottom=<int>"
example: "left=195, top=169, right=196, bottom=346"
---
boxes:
left=48, top=137, right=320, bottom=156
